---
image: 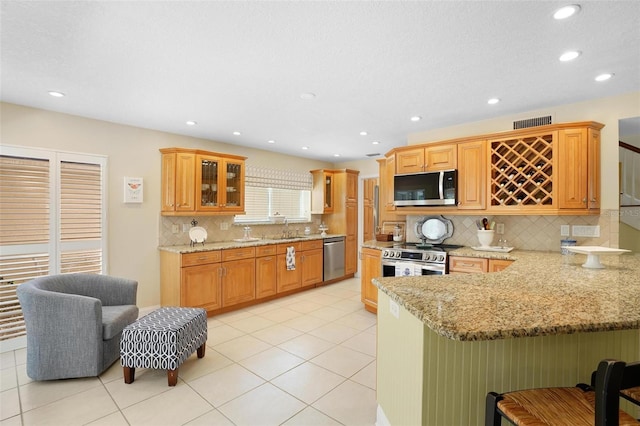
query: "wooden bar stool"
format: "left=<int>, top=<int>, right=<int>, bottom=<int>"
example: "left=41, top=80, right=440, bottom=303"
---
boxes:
left=486, top=359, right=640, bottom=426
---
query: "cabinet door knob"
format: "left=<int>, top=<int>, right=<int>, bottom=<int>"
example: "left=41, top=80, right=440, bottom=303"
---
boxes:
left=582, top=198, right=587, bottom=203
left=591, top=198, right=597, bottom=202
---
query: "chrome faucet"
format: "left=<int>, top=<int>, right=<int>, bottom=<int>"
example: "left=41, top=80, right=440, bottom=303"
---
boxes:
left=281, top=218, right=291, bottom=238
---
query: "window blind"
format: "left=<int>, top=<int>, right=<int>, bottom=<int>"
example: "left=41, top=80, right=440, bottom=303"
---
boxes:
left=0, top=149, right=106, bottom=344
left=245, top=166, right=312, bottom=190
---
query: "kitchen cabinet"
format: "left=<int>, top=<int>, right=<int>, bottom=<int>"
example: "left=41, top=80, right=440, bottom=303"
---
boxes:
left=557, top=127, right=601, bottom=210
left=396, top=144, right=456, bottom=174
left=449, top=256, right=488, bottom=274
left=381, top=155, right=397, bottom=215
left=362, top=178, right=377, bottom=242
left=324, top=169, right=359, bottom=279
left=196, top=153, right=245, bottom=213
left=487, top=122, right=603, bottom=214
left=449, top=256, right=513, bottom=274
left=360, top=247, right=382, bottom=313
left=161, top=150, right=196, bottom=213
left=220, top=247, right=256, bottom=307
left=160, top=147, right=246, bottom=216
left=457, top=140, right=486, bottom=210
left=311, top=170, right=334, bottom=214
left=381, top=121, right=603, bottom=216
left=488, top=259, right=513, bottom=272
left=255, top=245, right=277, bottom=299
left=276, top=240, right=323, bottom=293
left=161, top=250, right=222, bottom=311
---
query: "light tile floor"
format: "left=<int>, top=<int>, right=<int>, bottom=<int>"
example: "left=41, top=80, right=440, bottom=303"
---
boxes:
left=0, top=278, right=378, bottom=425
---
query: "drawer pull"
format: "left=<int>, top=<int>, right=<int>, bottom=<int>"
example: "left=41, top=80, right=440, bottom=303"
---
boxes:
left=460, top=262, right=475, bottom=267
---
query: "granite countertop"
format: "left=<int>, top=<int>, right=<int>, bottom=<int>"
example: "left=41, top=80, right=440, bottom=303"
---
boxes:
left=159, top=234, right=344, bottom=254
left=371, top=245, right=640, bottom=342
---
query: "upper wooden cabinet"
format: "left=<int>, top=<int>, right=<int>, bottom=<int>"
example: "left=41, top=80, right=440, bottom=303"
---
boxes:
left=311, top=170, right=334, bottom=214
left=557, top=127, right=601, bottom=211
left=383, top=121, right=603, bottom=216
left=396, top=144, right=456, bottom=174
left=457, top=140, right=487, bottom=210
left=160, top=148, right=246, bottom=216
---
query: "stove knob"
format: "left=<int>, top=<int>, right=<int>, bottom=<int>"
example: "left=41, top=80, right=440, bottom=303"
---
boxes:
left=438, top=255, right=445, bottom=262
left=395, top=251, right=402, bottom=258
left=424, top=254, right=431, bottom=261
left=382, top=250, right=389, bottom=257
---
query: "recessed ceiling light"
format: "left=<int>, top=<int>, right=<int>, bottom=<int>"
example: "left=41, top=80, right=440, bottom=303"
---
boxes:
left=553, top=4, right=580, bottom=20
left=372, top=141, right=380, bottom=145
left=559, top=51, right=581, bottom=62
left=48, top=91, right=65, bottom=97
left=410, top=116, right=422, bottom=122
left=233, top=131, right=241, bottom=136
left=301, top=146, right=309, bottom=150
left=186, top=120, right=197, bottom=126
left=487, top=98, right=500, bottom=105
left=333, top=154, right=340, bottom=157
left=595, top=73, right=613, bottom=82
left=300, top=92, right=316, bottom=100
left=360, top=131, right=368, bottom=136
left=268, top=140, right=275, bottom=144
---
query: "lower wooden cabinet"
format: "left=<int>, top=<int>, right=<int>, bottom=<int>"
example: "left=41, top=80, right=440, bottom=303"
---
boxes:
left=276, top=240, right=324, bottom=293
left=255, top=245, right=277, bottom=299
left=160, top=238, right=326, bottom=315
left=361, top=247, right=382, bottom=313
left=449, top=256, right=513, bottom=274
left=181, top=262, right=222, bottom=310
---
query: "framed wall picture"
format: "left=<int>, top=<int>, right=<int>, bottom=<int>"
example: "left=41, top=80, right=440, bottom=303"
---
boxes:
left=124, top=177, right=143, bottom=203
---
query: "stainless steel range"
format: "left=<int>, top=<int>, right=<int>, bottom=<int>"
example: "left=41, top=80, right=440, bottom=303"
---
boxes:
left=381, top=215, right=460, bottom=277
left=381, top=243, right=460, bottom=276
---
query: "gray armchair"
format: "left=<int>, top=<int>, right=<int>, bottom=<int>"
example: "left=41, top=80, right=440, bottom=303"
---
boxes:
left=17, top=273, right=138, bottom=380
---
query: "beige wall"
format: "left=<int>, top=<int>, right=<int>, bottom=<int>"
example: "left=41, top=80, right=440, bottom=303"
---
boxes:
left=0, top=102, right=333, bottom=308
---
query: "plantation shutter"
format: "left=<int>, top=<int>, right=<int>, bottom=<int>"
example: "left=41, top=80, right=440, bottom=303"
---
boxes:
left=0, top=147, right=106, bottom=345
left=0, top=156, right=51, bottom=341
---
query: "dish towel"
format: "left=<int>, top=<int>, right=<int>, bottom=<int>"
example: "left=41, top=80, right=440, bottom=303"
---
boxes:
left=395, top=262, right=419, bottom=277
left=286, top=246, right=296, bottom=270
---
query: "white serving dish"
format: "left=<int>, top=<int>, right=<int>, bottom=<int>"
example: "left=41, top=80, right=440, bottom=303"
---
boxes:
left=565, top=246, right=631, bottom=269
left=471, top=246, right=514, bottom=253
left=188, top=226, right=207, bottom=243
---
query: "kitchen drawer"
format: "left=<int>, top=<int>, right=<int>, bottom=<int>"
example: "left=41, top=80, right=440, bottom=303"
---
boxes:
left=277, top=242, right=303, bottom=254
left=182, top=250, right=221, bottom=267
left=301, top=239, right=323, bottom=251
left=449, top=256, right=488, bottom=273
left=255, top=244, right=277, bottom=257
left=221, top=246, right=256, bottom=262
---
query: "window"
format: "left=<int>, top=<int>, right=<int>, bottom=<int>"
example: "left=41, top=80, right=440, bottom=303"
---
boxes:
left=0, top=146, right=106, bottom=345
left=235, top=166, right=312, bottom=223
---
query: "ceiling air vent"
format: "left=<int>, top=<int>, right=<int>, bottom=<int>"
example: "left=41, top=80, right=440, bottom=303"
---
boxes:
left=366, top=153, right=381, bottom=157
left=513, top=115, right=552, bottom=130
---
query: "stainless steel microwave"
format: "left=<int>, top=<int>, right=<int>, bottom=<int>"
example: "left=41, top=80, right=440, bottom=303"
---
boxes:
left=393, top=169, right=457, bottom=206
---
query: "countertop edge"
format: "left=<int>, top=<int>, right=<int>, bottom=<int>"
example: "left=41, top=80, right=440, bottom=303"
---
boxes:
left=159, top=234, right=346, bottom=253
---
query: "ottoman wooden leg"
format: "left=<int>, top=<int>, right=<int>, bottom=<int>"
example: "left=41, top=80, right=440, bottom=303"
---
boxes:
left=197, top=342, right=206, bottom=358
left=168, top=369, right=178, bottom=386
left=123, top=366, right=135, bottom=384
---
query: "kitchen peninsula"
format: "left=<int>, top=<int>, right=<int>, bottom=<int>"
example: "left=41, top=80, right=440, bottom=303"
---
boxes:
left=373, top=249, right=640, bottom=425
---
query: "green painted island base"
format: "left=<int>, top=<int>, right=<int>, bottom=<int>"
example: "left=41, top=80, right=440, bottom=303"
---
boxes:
left=376, top=292, right=640, bottom=426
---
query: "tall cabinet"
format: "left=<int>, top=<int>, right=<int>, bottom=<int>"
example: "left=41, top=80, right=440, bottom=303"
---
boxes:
left=312, top=169, right=360, bottom=279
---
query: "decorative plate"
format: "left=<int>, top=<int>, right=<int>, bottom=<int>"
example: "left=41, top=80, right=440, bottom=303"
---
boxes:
left=188, top=226, right=207, bottom=243
left=414, top=215, right=453, bottom=244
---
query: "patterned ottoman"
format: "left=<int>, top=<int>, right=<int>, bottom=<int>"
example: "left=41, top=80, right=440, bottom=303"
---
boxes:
left=120, top=307, right=207, bottom=386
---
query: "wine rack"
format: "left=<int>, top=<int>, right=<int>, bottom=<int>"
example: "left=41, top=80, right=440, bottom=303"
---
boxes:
left=490, top=133, right=555, bottom=208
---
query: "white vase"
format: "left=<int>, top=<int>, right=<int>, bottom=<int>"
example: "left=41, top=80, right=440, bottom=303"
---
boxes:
left=477, top=230, right=495, bottom=247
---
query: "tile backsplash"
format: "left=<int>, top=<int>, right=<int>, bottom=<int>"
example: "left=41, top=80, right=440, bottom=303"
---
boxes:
left=406, top=210, right=620, bottom=252
left=159, top=215, right=324, bottom=246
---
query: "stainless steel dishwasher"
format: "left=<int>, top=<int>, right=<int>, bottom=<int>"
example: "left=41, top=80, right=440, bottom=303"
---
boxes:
left=323, top=237, right=345, bottom=281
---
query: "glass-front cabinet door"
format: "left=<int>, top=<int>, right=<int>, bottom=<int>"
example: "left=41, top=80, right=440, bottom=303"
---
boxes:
left=222, top=159, right=244, bottom=212
left=197, top=155, right=221, bottom=211
left=196, top=154, right=245, bottom=213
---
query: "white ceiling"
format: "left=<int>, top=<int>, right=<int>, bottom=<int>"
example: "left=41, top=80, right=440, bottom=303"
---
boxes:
left=1, top=1, right=639, bottom=163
